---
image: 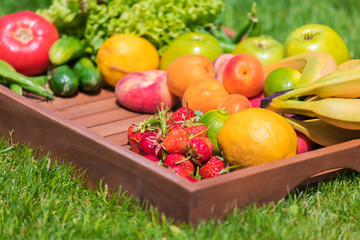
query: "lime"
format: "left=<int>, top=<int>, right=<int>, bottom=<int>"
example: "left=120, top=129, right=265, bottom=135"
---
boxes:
left=263, top=67, right=301, bottom=97
left=198, top=108, right=231, bottom=155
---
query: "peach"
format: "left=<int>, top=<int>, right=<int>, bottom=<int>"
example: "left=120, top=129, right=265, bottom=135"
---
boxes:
left=115, top=70, right=178, bottom=113
left=212, top=53, right=234, bottom=83
left=296, top=131, right=315, bottom=154
left=221, top=53, right=265, bottom=98
left=166, top=54, right=215, bottom=98
left=249, top=92, right=265, bottom=108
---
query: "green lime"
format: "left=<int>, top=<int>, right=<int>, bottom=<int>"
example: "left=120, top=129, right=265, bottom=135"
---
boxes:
left=198, top=108, right=231, bottom=155
left=263, top=67, right=301, bottom=97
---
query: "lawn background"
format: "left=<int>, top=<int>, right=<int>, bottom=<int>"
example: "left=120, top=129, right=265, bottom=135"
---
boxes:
left=1, top=0, right=360, bottom=239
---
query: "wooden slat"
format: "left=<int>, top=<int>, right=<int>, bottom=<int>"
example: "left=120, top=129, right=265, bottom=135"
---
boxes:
left=38, top=89, right=115, bottom=111
left=105, top=132, right=128, bottom=146
left=55, top=97, right=119, bottom=120
left=72, top=107, right=139, bottom=128
left=88, top=114, right=152, bottom=137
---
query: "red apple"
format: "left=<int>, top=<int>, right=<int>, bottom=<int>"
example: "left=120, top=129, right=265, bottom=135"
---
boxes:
left=115, top=70, right=177, bottom=113
left=212, top=53, right=234, bottom=83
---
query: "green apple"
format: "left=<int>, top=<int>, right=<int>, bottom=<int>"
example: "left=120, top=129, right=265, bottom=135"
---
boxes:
left=160, top=32, right=223, bottom=70
left=284, top=24, right=350, bottom=65
left=231, top=35, right=283, bottom=66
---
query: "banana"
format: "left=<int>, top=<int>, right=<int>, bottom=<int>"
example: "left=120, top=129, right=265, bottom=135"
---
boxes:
left=270, top=98, right=360, bottom=130
left=270, top=67, right=360, bottom=101
left=264, top=51, right=338, bottom=86
left=338, top=59, right=360, bottom=70
left=284, top=116, right=360, bottom=146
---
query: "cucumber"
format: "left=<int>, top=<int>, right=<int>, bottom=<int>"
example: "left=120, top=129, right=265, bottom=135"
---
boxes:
left=49, top=36, right=85, bottom=66
left=50, top=65, right=79, bottom=97
left=73, top=57, right=102, bottom=92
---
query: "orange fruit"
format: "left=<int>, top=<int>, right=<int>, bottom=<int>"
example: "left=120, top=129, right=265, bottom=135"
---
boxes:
left=181, top=78, right=229, bottom=114
left=217, top=108, right=297, bottom=167
left=263, top=67, right=301, bottom=97
left=96, top=33, right=159, bottom=87
left=218, top=94, right=252, bottom=114
left=166, top=54, right=215, bottom=98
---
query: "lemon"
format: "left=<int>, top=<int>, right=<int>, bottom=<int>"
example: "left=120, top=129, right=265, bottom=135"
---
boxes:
left=96, top=33, right=160, bottom=87
left=217, top=108, right=297, bottom=167
left=198, top=108, right=231, bottom=155
left=263, top=67, right=301, bottom=97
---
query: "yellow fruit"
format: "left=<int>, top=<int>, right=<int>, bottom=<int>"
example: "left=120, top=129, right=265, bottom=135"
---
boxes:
left=96, top=33, right=160, bottom=87
left=217, top=108, right=297, bottom=167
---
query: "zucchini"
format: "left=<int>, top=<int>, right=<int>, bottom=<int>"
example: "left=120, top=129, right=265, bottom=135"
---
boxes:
left=50, top=65, right=79, bottom=97
left=73, top=57, right=102, bottom=92
left=49, top=36, right=85, bottom=66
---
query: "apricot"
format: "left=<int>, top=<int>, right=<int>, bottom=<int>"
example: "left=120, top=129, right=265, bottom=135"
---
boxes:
left=218, top=94, right=252, bottom=114
left=166, top=54, right=215, bottom=98
left=182, top=78, right=229, bottom=114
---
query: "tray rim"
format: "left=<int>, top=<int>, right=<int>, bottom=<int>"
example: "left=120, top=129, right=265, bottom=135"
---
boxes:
left=1, top=84, right=360, bottom=224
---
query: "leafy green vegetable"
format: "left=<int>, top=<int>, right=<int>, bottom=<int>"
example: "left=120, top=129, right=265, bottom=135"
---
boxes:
left=37, top=0, right=224, bottom=55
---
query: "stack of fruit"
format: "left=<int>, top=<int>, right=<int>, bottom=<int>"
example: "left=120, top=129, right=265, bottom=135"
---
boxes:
left=127, top=105, right=239, bottom=181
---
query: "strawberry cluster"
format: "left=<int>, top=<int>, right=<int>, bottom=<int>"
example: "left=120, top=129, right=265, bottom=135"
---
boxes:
left=127, top=105, right=230, bottom=181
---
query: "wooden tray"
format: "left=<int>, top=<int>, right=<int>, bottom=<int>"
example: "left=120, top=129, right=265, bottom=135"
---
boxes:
left=1, top=84, right=360, bottom=224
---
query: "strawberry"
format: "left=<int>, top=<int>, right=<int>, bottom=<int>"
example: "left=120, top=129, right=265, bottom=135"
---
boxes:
left=139, top=132, right=162, bottom=158
left=186, top=137, right=214, bottom=166
left=128, top=131, right=143, bottom=154
left=199, top=156, right=225, bottom=179
left=167, top=107, right=195, bottom=129
left=184, top=124, right=208, bottom=138
left=163, top=128, right=189, bottom=154
left=164, top=153, right=186, bottom=168
left=170, top=166, right=192, bottom=177
left=185, top=175, right=199, bottom=182
left=144, top=155, right=160, bottom=163
left=164, top=153, right=195, bottom=172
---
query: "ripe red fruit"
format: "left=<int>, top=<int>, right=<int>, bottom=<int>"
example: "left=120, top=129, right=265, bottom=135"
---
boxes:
left=167, top=107, right=195, bottom=129
left=199, top=156, right=225, bottom=179
left=128, top=131, right=142, bottom=154
left=185, top=175, right=199, bottom=182
left=164, top=153, right=185, bottom=167
left=139, top=132, right=162, bottom=157
left=144, top=155, right=160, bottom=163
left=163, top=128, right=189, bottom=154
left=186, top=137, right=214, bottom=166
left=171, top=166, right=193, bottom=177
left=184, top=124, right=208, bottom=138
left=164, top=153, right=195, bottom=173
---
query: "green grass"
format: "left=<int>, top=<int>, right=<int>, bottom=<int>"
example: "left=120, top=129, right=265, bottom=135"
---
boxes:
left=2, top=134, right=360, bottom=239
left=1, top=0, right=360, bottom=238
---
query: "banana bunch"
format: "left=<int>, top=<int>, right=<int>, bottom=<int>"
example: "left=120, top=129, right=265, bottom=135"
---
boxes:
left=262, top=53, right=360, bottom=147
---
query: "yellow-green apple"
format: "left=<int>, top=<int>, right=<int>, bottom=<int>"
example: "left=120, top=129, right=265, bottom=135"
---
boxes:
left=160, top=32, right=223, bottom=70
left=284, top=24, right=350, bottom=65
left=115, top=70, right=177, bottom=113
left=231, top=36, right=283, bottom=66
left=212, top=53, right=234, bottom=83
